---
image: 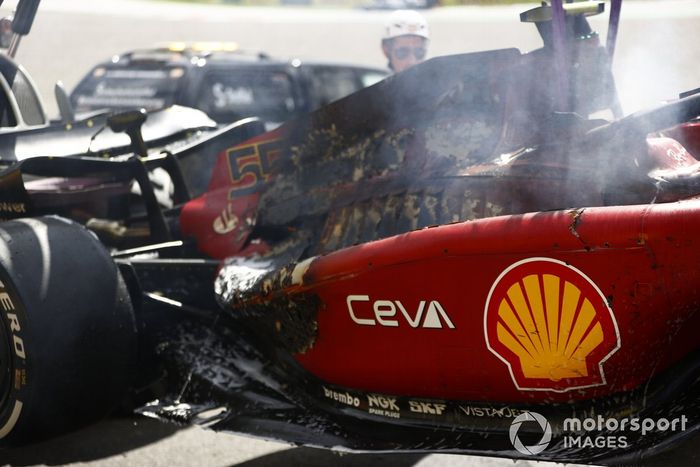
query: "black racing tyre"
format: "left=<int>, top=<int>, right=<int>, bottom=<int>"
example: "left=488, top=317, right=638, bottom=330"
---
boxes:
left=0, top=216, right=137, bottom=446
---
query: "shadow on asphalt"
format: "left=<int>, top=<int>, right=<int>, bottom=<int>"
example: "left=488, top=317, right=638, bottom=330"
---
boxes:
left=0, top=415, right=181, bottom=466
left=234, top=447, right=427, bottom=467
left=0, top=415, right=429, bottom=467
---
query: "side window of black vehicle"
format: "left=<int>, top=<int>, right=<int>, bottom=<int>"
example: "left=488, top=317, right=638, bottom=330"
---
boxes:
left=358, top=70, right=386, bottom=88
left=309, top=67, right=360, bottom=107
left=196, top=69, right=297, bottom=124
left=71, top=67, right=184, bottom=113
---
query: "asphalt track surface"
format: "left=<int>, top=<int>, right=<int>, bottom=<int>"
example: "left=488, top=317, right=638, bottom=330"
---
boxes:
left=2, top=0, right=700, bottom=466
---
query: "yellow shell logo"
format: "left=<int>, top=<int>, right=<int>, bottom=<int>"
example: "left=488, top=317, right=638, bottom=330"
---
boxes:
left=484, top=258, right=621, bottom=392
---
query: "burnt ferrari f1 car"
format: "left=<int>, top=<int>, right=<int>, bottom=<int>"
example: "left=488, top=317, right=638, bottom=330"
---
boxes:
left=1, top=0, right=700, bottom=464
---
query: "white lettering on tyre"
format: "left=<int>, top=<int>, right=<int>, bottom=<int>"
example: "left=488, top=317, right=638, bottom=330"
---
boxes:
left=0, top=401, right=23, bottom=439
left=0, top=279, right=25, bottom=439
left=0, top=282, right=25, bottom=360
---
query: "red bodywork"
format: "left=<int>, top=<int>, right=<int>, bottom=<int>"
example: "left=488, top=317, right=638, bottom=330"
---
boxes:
left=291, top=200, right=700, bottom=402
left=180, top=128, right=284, bottom=259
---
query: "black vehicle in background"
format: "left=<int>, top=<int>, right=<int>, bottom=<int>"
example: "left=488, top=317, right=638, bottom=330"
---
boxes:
left=70, top=43, right=388, bottom=127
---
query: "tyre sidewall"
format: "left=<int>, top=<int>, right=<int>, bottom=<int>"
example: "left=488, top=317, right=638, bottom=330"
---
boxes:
left=0, top=217, right=137, bottom=445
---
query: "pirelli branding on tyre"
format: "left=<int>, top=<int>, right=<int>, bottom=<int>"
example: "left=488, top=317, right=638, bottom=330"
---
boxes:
left=0, top=274, right=28, bottom=440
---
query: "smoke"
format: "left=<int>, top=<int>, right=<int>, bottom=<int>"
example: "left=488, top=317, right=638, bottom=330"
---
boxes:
left=588, top=3, right=700, bottom=114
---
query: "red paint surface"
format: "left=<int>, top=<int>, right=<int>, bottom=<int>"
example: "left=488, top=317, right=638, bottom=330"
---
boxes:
left=290, top=200, right=700, bottom=402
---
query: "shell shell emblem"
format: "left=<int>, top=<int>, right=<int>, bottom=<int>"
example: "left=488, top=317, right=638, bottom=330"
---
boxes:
left=484, top=258, right=621, bottom=392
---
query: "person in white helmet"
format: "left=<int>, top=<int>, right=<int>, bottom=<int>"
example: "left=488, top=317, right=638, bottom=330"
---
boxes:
left=381, top=10, right=429, bottom=73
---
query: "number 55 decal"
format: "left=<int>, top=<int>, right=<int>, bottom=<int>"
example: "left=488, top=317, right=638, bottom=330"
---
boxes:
left=226, top=139, right=282, bottom=198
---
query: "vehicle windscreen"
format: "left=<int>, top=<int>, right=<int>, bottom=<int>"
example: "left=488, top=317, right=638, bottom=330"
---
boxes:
left=196, top=69, right=297, bottom=124
left=71, top=66, right=185, bottom=113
